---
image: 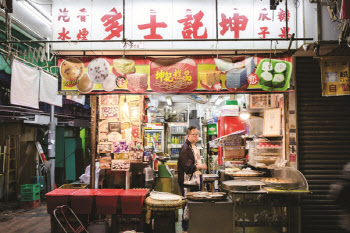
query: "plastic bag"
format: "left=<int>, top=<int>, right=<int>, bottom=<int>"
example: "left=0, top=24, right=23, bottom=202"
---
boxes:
left=183, top=171, right=201, bottom=186
left=79, top=162, right=100, bottom=188
left=183, top=205, right=189, bottom=221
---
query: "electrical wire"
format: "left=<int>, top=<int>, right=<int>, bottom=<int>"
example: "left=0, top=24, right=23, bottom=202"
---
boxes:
left=294, top=0, right=300, bottom=8
left=52, top=150, right=75, bottom=165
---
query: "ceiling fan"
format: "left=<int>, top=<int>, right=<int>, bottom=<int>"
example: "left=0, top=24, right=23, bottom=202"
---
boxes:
left=185, top=94, right=208, bottom=104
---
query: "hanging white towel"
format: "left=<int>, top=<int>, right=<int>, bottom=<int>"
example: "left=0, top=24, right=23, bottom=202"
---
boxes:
left=40, top=71, right=63, bottom=107
left=10, top=59, right=40, bottom=109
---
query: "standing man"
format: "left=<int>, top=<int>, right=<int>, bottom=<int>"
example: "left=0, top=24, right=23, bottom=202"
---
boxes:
left=177, top=126, right=207, bottom=232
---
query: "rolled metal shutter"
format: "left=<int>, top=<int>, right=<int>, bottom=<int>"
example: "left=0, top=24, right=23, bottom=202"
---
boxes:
left=296, top=57, right=350, bottom=233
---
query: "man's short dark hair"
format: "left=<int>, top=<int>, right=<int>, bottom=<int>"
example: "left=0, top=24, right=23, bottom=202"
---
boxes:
left=187, top=126, right=197, bottom=135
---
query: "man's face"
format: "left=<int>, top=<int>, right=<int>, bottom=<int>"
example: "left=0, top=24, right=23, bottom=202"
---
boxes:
left=187, top=129, right=199, bottom=144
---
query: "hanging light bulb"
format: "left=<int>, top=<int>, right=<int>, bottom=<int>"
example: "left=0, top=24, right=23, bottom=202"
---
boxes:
left=122, top=95, right=129, bottom=119
left=239, top=103, right=250, bottom=120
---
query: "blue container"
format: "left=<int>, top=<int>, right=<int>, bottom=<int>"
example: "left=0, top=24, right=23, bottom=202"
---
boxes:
left=32, top=176, right=45, bottom=190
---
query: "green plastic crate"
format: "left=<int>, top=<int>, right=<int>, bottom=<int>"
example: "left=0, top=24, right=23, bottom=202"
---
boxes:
left=20, top=184, right=40, bottom=194
left=20, top=192, right=40, bottom=202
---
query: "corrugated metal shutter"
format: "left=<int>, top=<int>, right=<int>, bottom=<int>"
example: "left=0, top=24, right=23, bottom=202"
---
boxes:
left=296, top=57, right=350, bottom=233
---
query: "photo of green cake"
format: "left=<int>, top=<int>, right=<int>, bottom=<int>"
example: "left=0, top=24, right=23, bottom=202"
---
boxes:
left=255, top=59, right=292, bottom=91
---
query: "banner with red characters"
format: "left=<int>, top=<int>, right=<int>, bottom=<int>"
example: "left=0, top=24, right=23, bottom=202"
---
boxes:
left=58, top=55, right=293, bottom=95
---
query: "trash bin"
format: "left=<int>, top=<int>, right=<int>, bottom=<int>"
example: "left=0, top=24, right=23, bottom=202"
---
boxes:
left=120, top=189, right=148, bottom=215
left=70, top=189, right=98, bottom=214
left=96, top=189, right=123, bottom=214
left=46, top=189, right=77, bottom=214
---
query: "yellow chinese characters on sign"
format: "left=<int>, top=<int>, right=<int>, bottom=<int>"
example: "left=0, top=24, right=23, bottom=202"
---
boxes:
left=321, top=59, right=350, bottom=96
left=155, top=69, right=192, bottom=83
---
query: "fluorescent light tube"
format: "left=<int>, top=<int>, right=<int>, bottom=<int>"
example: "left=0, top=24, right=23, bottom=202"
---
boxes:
left=215, top=96, right=223, bottom=105
left=19, top=1, right=52, bottom=28
left=166, top=96, right=172, bottom=106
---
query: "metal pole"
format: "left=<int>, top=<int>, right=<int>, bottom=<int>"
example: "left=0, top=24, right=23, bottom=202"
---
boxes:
left=215, top=0, right=218, bottom=41
left=47, top=105, right=56, bottom=191
left=316, top=0, right=322, bottom=41
left=125, top=171, right=130, bottom=190
left=1, top=37, right=314, bottom=43
left=285, top=0, right=288, bottom=39
left=90, top=96, right=97, bottom=189
left=5, top=9, right=11, bottom=54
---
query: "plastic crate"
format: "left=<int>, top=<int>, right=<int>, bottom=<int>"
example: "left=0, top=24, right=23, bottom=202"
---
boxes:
left=22, top=199, right=41, bottom=209
left=120, top=189, right=148, bottom=215
left=45, top=189, right=78, bottom=214
left=20, top=184, right=40, bottom=194
left=21, top=192, right=40, bottom=202
left=70, top=189, right=98, bottom=214
left=58, top=183, right=89, bottom=189
left=95, top=189, right=123, bottom=214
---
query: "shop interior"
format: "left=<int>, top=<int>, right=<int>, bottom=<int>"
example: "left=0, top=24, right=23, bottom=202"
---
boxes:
left=87, top=92, right=308, bottom=233
left=95, top=92, right=297, bottom=191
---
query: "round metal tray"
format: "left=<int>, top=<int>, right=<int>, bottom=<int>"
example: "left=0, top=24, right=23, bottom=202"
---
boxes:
left=186, top=191, right=227, bottom=201
left=222, top=180, right=266, bottom=191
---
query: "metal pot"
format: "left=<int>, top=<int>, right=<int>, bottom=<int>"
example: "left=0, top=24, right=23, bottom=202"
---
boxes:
left=222, top=180, right=265, bottom=192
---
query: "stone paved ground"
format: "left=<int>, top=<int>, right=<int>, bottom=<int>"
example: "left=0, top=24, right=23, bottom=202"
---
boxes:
left=0, top=201, right=184, bottom=233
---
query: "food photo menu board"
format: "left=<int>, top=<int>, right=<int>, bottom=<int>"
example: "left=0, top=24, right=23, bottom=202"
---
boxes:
left=58, top=55, right=293, bottom=95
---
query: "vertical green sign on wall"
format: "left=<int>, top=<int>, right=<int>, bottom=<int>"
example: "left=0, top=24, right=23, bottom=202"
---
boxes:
left=80, top=128, right=86, bottom=159
left=208, top=123, right=217, bottom=135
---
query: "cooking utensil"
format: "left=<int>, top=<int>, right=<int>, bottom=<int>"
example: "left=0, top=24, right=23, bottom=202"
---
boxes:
left=186, top=191, right=227, bottom=201
left=222, top=180, right=265, bottom=191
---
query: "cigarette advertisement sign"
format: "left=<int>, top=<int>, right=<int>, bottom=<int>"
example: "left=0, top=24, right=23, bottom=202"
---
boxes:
left=58, top=55, right=293, bottom=95
left=320, top=59, right=350, bottom=96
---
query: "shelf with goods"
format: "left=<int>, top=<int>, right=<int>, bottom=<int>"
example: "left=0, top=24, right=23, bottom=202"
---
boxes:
left=166, top=122, right=187, bottom=158
left=206, top=123, right=218, bottom=173
left=248, top=140, right=283, bottom=168
left=212, top=130, right=246, bottom=165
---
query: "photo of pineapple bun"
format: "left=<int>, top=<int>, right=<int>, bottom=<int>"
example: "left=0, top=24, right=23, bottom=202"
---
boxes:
left=76, top=73, right=94, bottom=94
left=60, top=58, right=84, bottom=86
